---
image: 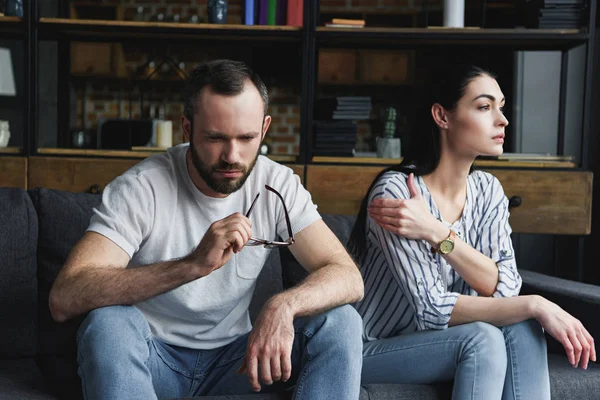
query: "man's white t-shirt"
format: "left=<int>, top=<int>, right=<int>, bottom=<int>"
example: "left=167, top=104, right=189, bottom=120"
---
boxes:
left=87, top=143, right=321, bottom=349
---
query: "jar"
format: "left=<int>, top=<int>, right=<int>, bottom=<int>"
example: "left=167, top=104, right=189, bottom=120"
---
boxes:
left=0, top=120, right=11, bottom=148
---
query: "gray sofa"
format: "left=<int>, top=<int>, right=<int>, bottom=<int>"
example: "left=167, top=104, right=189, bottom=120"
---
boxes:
left=1, top=186, right=600, bottom=400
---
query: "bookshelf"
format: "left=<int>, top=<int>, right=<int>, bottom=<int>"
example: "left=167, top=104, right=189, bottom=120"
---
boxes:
left=1, top=0, right=597, bottom=282
left=38, top=18, right=302, bottom=41
left=0, top=15, right=24, bottom=38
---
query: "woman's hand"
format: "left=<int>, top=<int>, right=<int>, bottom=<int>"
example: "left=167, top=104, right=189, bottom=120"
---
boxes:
left=368, top=173, right=445, bottom=243
left=532, top=295, right=596, bottom=369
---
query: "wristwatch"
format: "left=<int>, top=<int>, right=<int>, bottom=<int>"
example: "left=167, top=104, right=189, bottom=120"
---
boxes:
left=432, top=229, right=456, bottom=255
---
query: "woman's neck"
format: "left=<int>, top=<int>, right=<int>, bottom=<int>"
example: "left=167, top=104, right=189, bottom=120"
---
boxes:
left=422, top=151, right=473, bottom=200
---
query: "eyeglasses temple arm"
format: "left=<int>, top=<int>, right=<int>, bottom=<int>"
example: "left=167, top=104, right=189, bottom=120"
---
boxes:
left=265, top=184, right=294, bottom=240
left=245, top=193, right=260, bottom=218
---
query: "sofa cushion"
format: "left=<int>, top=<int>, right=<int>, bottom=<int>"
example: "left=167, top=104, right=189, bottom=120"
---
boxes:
left=548, top=353, right=600, bottom=400
left=0, top=188, right=38, bottom=357
left=280, top=214, right=356, bottom=289
left=30, top=188, right=101, bottom=399
left=0, top=358, right=57, bottom=399
left=362, top=383, right=452, bottom=400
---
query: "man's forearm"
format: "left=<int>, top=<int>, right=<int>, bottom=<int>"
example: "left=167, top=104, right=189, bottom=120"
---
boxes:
left=272, top=262, right=364, bottom=319
left=449, top=294, right=538, bottom=327
left=50, top=259, right=199, bottom=322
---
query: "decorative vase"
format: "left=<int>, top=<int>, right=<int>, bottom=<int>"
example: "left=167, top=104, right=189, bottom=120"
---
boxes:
left=207, top=0, right=228, bottom=24
left=443, top=0, right=465, bottom=28
left=376, top=137, right=401, bottom=159
left=0, top=121, right=11, bottom=148
left=4, top=0, right=23, bottom=17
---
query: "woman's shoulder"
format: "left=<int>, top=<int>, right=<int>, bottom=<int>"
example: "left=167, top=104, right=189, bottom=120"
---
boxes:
left=371, top=169, right=413, bottom=200
left=469, top=169, right=506, bottom=203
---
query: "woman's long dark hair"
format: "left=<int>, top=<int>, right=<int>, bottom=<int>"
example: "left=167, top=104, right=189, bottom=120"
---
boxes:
left=347, top=64, right=497, bottom=265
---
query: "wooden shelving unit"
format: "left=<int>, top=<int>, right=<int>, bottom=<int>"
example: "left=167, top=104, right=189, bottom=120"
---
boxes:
left=0, top=147, right=22, bottom=154
left=37, top=148, right=297, bottom=163
left=0, top=15, right=24, bottom=37
left=312, top=156, right=578, bottom=169
left=38, top=18, right=302, bottom=41
left=316, top=27, right=589, bottom=49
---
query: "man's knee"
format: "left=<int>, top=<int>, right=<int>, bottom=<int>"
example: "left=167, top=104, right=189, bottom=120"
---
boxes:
left=309, top=305, right=363, bottom=355
left=77, top=305, right=150, bottom=352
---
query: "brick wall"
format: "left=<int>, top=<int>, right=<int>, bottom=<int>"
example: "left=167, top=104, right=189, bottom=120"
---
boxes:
left=75, top=0, right=433, bottom=155
left=78, top=81, right=300, bottom=154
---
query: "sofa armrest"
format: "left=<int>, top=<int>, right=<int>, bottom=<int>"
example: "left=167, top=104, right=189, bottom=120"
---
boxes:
left=520, top=269, right=600, bottom=352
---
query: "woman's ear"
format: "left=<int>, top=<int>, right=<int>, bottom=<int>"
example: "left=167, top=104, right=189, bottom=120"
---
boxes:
left=431, top=103, right=449, bottom=130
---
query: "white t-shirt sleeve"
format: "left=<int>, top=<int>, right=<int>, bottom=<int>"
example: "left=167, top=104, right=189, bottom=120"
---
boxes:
left=87, top=173, right=155, bottom=258
left=273, top=167, right=320, bottom=240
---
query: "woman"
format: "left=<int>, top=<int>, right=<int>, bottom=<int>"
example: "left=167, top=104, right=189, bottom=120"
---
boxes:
left=348, top=64, right=596, bottom=400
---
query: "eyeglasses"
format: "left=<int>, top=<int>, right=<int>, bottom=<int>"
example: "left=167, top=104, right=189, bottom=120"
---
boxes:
left=244, top=184, right=295, bottom=249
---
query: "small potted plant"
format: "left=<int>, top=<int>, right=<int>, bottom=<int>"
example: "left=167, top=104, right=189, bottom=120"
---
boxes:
left=376, top=107, right=401, bottom=159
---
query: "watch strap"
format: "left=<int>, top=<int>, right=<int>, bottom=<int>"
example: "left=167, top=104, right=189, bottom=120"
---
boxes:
left=431, top=229, right=456, bottom=254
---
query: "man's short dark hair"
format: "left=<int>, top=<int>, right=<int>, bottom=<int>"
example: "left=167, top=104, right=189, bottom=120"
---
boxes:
left=183, top=59, right=269, bottom=119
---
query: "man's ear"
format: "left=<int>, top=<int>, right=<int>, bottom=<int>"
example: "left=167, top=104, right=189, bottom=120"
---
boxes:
left=431, top=104, right=449, bottom=130
left=261, top=115, right=272, bottom=141
left=182, top=116, right=191, bottom=143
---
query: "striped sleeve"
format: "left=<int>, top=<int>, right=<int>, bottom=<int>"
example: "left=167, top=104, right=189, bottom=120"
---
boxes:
left=368, top=174, right=459, bottom=330
left=478, top=175, right=522, bottom=298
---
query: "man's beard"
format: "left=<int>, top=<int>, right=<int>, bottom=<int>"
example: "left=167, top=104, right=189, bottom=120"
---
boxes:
left=189, top=138, right=259, bottom=195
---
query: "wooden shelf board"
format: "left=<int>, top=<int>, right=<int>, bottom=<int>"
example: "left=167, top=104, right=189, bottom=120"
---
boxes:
left=0, top=16, right=24, bottom=37
left=266, top=154, right=297, bottom=163
left=0, top=147, right=22, bottom=154
left=317, top=27, right=583, bottom=35
left=38, top=148, right=157, bottom=158
left=0, top=16, right=22, bottom=23
left=37, top=148, right=297, bottom=163
left=312, top=156, right=577, bottom=169
left=39, top=18, right=301, bottom=41
left=316, top=27, right=588, bottom=49
left=320, top=6, right=421, bottom=16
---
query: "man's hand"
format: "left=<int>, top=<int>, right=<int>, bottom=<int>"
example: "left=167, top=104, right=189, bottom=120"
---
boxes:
left=185, top=212, right=252, bottom=277
left=368, top=173, right=442, bottom=242
left=237, top=297, right=295, bottom=392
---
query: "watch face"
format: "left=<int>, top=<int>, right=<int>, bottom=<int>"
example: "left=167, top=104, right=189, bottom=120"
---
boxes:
left=440, top=240, right=454, bottom=254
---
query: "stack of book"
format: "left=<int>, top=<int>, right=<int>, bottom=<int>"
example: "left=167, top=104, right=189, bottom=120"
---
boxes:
left=537, top=0, right=585, bottom=29
left=245, top=0, right=303, bottom=26
left=316, top=97, right=372, bottom=121
left=324, top=18, right=365, bottom=28
left=313, top=120, right=358, bottom=157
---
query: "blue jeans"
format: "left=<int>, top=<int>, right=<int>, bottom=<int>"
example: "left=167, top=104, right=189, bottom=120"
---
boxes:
left=362, top=320, right=550, bottom=400
left=76, top=305, right=363, bottom=400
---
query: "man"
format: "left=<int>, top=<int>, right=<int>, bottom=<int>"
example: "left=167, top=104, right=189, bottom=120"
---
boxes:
left=49, top=59, right=364, bottom=400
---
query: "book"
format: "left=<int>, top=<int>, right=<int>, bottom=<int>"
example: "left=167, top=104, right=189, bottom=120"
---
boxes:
left=324, top=23, right=365, bottom=28
left=331, top=18, right=365, bottom=26
left=276, top=0, right=287, bottom=26
left=287, top=0, right=303, bottom=27
left=267, top=0, right=276, bottom=25
left=244, top=0, right=255, bottom=25
left=259, top=0, right=268, bottom=25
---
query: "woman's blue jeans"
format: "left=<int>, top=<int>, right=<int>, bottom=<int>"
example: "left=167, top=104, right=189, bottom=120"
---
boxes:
left=362, top=319, right=550, bottom=400
left=76, top=305, right=363, bottom=400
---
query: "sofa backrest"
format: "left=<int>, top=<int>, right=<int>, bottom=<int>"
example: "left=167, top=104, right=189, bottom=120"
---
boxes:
left=29, top=188, right=103, bottom=398
left=280, top=213, right=357, bottom=289
left=0, top=188, right=38, bottom=358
